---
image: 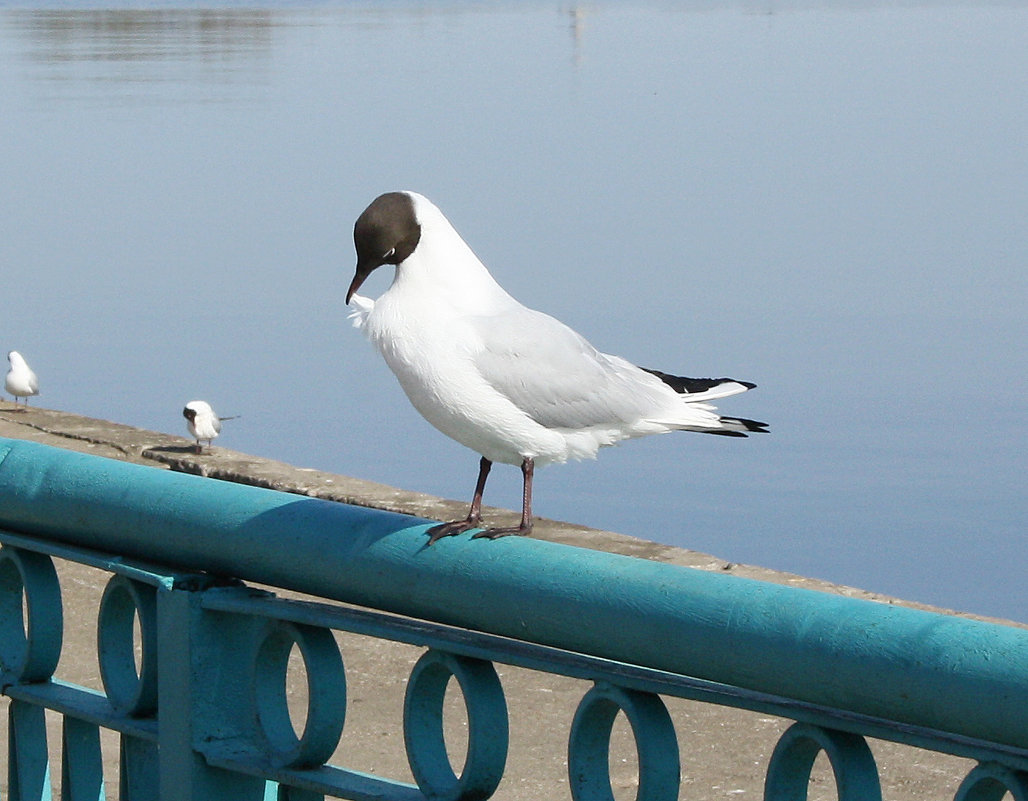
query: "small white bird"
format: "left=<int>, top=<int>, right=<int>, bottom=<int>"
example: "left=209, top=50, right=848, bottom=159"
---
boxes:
left=5, top=351, right=40, bottom=407
left=182, top=400, right=222, bottom=453
left=346, top=191, right=767, bottom=542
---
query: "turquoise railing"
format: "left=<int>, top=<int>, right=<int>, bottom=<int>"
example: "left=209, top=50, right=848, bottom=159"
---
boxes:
left=1, top=435, right=1028, bottom=800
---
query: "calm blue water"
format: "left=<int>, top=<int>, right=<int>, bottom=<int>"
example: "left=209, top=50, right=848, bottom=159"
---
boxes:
left=1, top=2, right=1025, bottom=620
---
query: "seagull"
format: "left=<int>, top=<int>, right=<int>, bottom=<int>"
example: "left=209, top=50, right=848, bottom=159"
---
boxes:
left=346, top=191, right=768, bottom=542
left=5, top=351, right=40, bottom=407
left=182, top=400, right=225, bottom=453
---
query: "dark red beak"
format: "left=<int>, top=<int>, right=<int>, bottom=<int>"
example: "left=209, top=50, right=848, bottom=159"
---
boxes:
left=346, top=262, right=374, bottom=304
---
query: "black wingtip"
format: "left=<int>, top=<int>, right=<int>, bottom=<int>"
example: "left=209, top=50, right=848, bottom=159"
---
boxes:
left=704, top=417, right=770, bottom=437
left=642, top=369, right=756, bottom=396
left=735, top=417, right=770, bottom=434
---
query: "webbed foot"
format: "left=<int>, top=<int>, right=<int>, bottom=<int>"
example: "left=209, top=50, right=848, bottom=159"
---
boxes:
left=471, top=524, right=532, bottom=540
left=426, top=519, right=479, bottom=544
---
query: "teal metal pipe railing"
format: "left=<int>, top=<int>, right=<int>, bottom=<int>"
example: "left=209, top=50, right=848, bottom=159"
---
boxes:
left=1, top=434, right=1027, bottom=758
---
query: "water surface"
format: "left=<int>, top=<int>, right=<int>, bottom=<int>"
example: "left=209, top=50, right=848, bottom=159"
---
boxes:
left=1, top=1, right=1025, bottom=619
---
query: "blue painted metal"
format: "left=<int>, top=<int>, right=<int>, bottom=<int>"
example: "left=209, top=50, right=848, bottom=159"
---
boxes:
left=403, top=650, right=508, bottom=801
left=3, top=434, right=1028, bottom=756
left=253, top=620, right=346, bottom=768
left=568, top=684, right=679, bottom=801
left=97, top=576, right=159, bottom=716
left=0, top=546, right=62, bottom=684
left=5, top=436, right=1028, bottom=799
left=195, top=586, right=1028, bottom=771
left=954, top=763, right=1028, bottom=801
left=764, top=723, right=882, bottom=801
left=120, top=734, right=159, bottom=800
left=8, top=699, right=52, bottom=801
left=61, top=717, right=105, bottom=801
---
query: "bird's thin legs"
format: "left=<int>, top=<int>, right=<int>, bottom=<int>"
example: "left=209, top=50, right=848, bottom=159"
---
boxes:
left=426, top=457, right=535, bottom=543
left=521, top=457, right=534, bottom=530
left=466, top=456, right=491, bottom=524
left=426, top=457, right=493, bottom=543
left=472, top=457, right=534, bottom=539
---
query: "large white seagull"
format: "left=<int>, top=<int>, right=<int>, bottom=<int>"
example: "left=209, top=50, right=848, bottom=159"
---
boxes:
left=346, top=191, right=767, bottom=542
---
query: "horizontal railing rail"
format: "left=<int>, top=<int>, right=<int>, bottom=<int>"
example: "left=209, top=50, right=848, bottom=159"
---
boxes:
left=1, top=435, right=1027, bottom=800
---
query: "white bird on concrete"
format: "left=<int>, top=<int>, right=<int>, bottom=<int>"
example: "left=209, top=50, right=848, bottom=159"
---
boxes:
left=182, top=400, right=223, bottom=453
left=346, top=191, right=767, bottom=542
left=5, top=351, right=40, bottom=407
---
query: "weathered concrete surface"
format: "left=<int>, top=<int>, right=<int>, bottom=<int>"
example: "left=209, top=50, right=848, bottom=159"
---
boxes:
left=0, top=403, right=994, bottom=799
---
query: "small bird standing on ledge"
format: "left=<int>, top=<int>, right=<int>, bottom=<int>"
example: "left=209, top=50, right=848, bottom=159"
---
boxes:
left=5, top=351, right=39, bottom=407
left=183, top=400, right=223, bottom=453
left=346, top=191, right=767, bottom=542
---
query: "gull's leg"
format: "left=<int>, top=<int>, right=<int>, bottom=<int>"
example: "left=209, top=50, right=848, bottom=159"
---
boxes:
left=473, top=457, right=534, bottom=539
left=427, top=457, right=492, bottom=544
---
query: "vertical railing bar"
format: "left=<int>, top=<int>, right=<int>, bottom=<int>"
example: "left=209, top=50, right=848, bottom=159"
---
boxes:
left=8, top=698, right=53, bottom=801
left=120, top=735, right=160, bottom=801
left=155, top=585, right=269, bottom=799
left=61, top=717, right=105, bottom=801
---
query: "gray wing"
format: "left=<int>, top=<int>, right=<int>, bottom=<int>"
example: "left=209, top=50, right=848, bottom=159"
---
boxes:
left=470, top=307, right=667, bottom=429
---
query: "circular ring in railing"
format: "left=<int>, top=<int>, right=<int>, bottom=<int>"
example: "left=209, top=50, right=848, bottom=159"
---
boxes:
left=0, top=546, right=62, bottom=683
left=764, top=722, right=882, bottom=801
left=567, top=683, right=680, bottom=801
left=97, top=575, right=158, bottom=717
left=252, top=620, right=345, bottom=769
left=954, top=762, right=1028, bottom=801
left=403, top=649, right=508, bottom=801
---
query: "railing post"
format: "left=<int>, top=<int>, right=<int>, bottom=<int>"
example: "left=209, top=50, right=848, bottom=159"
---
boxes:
left=157, top=581, right=266, bottom=800
left=61, top=717, right=104, bottom=800
left=8, top=699, right=51, bottom=801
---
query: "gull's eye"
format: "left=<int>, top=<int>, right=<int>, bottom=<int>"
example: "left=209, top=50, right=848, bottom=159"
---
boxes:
left=383, top=247, right=396, bottom=260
